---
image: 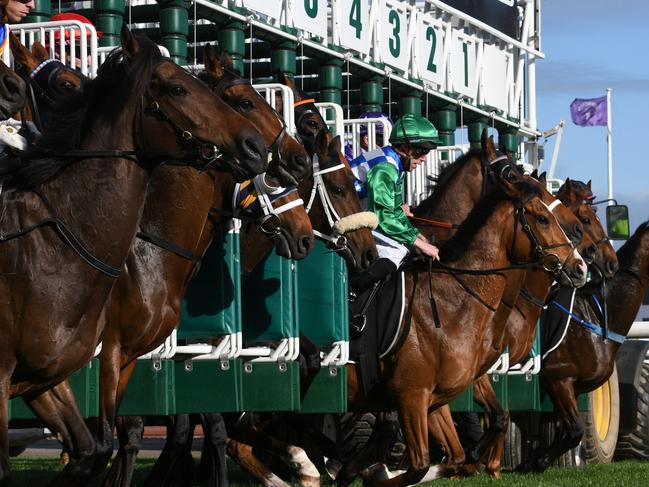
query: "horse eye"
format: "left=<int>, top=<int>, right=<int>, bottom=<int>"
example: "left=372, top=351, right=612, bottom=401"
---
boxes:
left=239, top=100, right=254, bottom=111
left=536, top=215, right=549, bottom=225
left=333, top=186, right=345, bottom=196
left=307, top=120, right=318, bottom=129
left=169, top=85, right=187, bottom=96
left=61, top=81, right=74, bottom=91
left=581, top=217, right=591, bottom=225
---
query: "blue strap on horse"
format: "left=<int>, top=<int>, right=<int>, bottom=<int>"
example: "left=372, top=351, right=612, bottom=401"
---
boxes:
left=549, top=299, right=625, bottom=344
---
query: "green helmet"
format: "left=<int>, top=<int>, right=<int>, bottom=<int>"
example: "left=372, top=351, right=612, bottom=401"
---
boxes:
left=389, top=114, right=442, bottom=149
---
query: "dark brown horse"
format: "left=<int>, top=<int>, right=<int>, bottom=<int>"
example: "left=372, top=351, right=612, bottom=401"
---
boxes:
left=0, top=26, right=268, bottom=485
left=0, top=58, right=25, bottom=119
left=9, top=33, right=89, bottom=132
left=200, top=47, right=310, bottom=187
left=342, top=169, right=586, bottom=486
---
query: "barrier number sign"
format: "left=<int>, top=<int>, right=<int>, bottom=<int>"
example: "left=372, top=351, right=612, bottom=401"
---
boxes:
left=416, top=15, right=445, bottom=87
left=242, top=0, right=282, bottom=21
left=294, top=0, right=328, bottom=38
left=379, top=2, right=409, bottom=72
left=449, top=31, right=477, bottom=98
left=339, top=0, right=371, bottom=54
left=482, top=43, right=510, bottom=112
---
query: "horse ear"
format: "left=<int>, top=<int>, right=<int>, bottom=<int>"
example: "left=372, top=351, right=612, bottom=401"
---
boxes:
left=9, top=33, right=32, bottom=71
left=530, top=169, right=538, bottom=179
left=480, top=129, right=489, bottom=152
left=31, top=41, right=49, bottom=63
left=120, top=24, right=140, bottom=56
left=220, top=51, right=234, bottom=71
left=203, top=44, right=221, bottom=75
left=277, top=71, right=297, bottom=90
left=482, top=133, right=498, bottom=160
left=587, top=180, right=592, bottom=190
left=500, top=171, right=522, bottom=197
left=315, top=129, right=329, bottom=156
left=329, top=134, right=342, bottom=155
left=537, top=171, right=547, bottom=184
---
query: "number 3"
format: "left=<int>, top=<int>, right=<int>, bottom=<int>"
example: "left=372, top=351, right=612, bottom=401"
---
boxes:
left=388, top=10, right=400, bottom=57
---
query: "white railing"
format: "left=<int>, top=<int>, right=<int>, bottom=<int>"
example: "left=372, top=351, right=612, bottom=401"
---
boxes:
left=316, top=102, right=344, bottom=137
left=6, top=20, right=99, bottom=77
left=254, top=83, right=296, bottom=134
left=343, top=116, right=393, bottom=161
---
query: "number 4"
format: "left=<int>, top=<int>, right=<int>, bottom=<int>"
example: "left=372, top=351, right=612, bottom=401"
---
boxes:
left=349, top=0, right=362, bottom=39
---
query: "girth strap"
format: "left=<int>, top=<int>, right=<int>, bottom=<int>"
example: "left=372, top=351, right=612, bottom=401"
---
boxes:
left=136, top=231, right=196, bottom=261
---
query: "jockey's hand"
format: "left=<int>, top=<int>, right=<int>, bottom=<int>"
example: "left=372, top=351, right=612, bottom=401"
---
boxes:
left=413, top=237, right=440, bottom=261
left=402, top=204, right=414, bottom=218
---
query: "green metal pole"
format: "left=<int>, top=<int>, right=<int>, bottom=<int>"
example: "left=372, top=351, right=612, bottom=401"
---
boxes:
left=431, top=107, right=457, bottom=149
left=24, top=0, right=50, bottom=23
left=498, top=126, right=519, bottom=160
left=271, top=40, right=297, bottom=80
left=217, top=19, right=245, bottom=74
left=467, top=116, right=489, bottom=150
left=318, top=58, right=343, bottom=105
left=158, top=0, right=188, bottom=64
left=95, top=0, right=124, bottom=48
left=398, top=90, right=422, bottom=116
left=360, top=75, right=383, bottom=113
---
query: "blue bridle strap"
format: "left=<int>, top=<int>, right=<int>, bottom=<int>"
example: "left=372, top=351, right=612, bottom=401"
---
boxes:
left=549, top=299, right=626, bottom=344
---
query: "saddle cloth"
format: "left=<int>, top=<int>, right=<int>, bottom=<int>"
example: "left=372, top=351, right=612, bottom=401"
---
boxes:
left=540, top=286, right=576, bottom=360
left=349, top=271, right=405, bottom=396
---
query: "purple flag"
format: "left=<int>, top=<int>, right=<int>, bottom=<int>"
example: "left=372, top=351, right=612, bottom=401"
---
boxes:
left=570, top=96, right=608, bottom=126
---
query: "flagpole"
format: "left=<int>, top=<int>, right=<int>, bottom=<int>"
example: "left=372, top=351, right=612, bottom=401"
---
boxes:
left=607, top=87, right=613, bottom=205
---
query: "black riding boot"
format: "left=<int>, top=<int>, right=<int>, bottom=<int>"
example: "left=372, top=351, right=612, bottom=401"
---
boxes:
left=349, top=258, right=397, bottom=296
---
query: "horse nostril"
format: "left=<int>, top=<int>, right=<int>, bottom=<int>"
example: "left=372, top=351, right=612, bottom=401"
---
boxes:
left=606, top=259, right=619, bottom=276
left=299, top=235, right=313, bottom=256
left=585, top=245, right=596, bottom=259
left=241, top=131, right=268, bottom=166
left=1, top=74, right=25, bottom=99
left=572, top=224, right=583, bottom=245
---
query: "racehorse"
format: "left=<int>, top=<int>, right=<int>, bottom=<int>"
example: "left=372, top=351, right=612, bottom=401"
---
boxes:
left=9, top=33, right=89, bottom=132
left=0, top=50, right=25, bottom=119
left=0, top=26, right=268, bottom=485
left=453, top=178, right=619, bottom=477
left=516, top=207, right=637, bottom=473
left=342, top=168, right=587, bottom=487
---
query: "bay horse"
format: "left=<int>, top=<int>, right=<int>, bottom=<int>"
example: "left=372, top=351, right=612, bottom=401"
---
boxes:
left=0, top=56, right=25, bottom=119
left=516, top=215, right=637, bottom=472
left=332, top=137, right=586, bottom=482
left=0, top=26, right=268, bottom=485
left=453, top=178, right=619, bottom=477
left=342, top=169, right=587, bottom=486
left=8, top=33, right=88, bottom=134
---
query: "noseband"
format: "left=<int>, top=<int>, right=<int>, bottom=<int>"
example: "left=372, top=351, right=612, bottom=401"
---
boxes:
left=233, top=173, right=304, bottom=236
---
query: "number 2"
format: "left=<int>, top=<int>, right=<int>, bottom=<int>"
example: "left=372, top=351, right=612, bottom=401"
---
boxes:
left=426, top=26, right=437, bottom=73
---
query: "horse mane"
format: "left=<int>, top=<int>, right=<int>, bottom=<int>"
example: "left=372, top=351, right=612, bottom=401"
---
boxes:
left=616, top=220, right=649, bottom=269
left=0, top=35, right=163, bottom=190
left=413, top=148, right=483, bottom=216
left=439, top=179, right=543, bottom=263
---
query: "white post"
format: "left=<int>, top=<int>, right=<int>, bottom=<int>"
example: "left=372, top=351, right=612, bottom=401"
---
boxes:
left=606, top=87, right=613, bottom=205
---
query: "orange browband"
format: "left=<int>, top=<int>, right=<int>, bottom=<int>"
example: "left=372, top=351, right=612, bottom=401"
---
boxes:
left=293, top=98, right=316, bottom=107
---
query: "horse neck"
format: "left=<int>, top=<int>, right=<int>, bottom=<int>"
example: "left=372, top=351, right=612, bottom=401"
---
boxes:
left=416, top=156, right=483, bottom=240
left=605, top=245, right=649, bottom=336
left=139, top=167, right=215, bottom=264
left=239, top=223, right=273, bottom=274
left=39, top=107, right=151, bottom=269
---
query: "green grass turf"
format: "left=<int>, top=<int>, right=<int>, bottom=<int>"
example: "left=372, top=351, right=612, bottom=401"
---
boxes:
left=9, top=458, right=649, bottom=486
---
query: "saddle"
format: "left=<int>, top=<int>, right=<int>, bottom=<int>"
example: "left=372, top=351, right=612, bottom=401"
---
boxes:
left=349, top=271, right=404, bottom=396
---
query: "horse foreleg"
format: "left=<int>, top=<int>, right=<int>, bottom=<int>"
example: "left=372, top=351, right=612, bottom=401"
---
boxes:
left=196, top=413, right=229, bottom=487
left=426, top=406, right=467, bottom=478
left=26, top=381, right=97, bottom=487
left=0, top=381, right=11, bottom=486
left=470, top=375, right=506, bottom=478
left=143, top=413, right=197, bottom=487
left=362, top=391, right=431, bottom=487
left=227, top=437, right=289, bottom=487
left=102, top=415, right=144, bottom=487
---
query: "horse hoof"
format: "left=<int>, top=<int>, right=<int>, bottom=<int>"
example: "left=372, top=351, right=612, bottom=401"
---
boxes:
left=360, top=463, right=389, bottom=486
left=59, top=452, right=70, bottom=466
left=298, top=475, right=320, bottom=487
left=325, top=459, right=342, bottom=481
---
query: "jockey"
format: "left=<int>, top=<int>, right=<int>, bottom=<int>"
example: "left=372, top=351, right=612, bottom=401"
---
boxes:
left=344, top=111, right=392, bottom=163
left=349, top=113, right=441, bottom=293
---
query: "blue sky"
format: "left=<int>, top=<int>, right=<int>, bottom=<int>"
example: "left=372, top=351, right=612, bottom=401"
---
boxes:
left=536, top=0, right=649, bottom=231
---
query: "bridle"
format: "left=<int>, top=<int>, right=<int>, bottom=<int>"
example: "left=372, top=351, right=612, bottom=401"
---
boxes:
left=232, top=173, right=304, bottom=236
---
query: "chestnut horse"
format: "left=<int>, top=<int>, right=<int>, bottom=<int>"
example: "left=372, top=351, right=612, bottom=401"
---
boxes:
left=517, top=208, right=634, bottom=472
left=0, top=27, right=268, bottom=485
left=452, top=178, right=620, bottom=477
left=341, top=169, right=586, bottom=486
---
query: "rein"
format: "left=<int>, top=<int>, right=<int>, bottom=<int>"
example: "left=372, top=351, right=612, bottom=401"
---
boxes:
left=0, top=189, right=121, bottom=277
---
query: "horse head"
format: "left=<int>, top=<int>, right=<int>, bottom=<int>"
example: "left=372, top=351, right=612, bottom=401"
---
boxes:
left=117, top=26, right=268, bottom=180
left=0, top=60, right=25, bottom=120
left=276, top=71, right=326, bottom=156
left=501, top=171, right=587, bottom=287
left=201, top=47, right=310, bottom=186
left=307, top=129, right=378, bottom=272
